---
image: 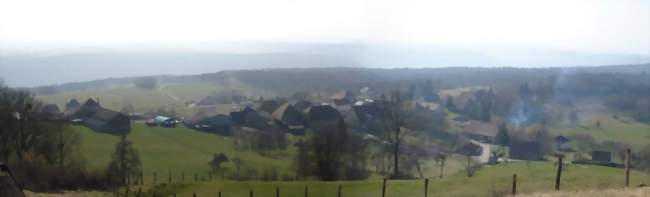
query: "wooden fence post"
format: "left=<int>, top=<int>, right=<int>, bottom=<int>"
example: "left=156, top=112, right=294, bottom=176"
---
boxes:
left=250, top=189, right=254, bottom=197
left=276, top=186, right=280, bottom=197
left=218, top=191, right=221, bottom=197
left=125, top=186, right=130, bottom=197
left=337, top=185, right=342, bottom=197
left=424, top=178, right=429, bottom=197
left=153, top=171, right=157, bottom=185
left=168, top=171, right=172, bottom=183
left=192, top=192, right=196, bottom=197
left=304, top=185, right=309, bottom=197
left=137, top=187, right=142, bottom=197
left=141, top=172, right=144, bottom=186
left=382, top=178, right=387, bottom=197
left=195, top=172, right=198, bottom=181
left=172, top=192, right=176, bottom=197
left=439, top=156, right=446, bottom=179
left=626, top=148, right=631, bottom=187
left=512, top=174, right=517, bottom=196
left=555, top=155, right=564, bottom=191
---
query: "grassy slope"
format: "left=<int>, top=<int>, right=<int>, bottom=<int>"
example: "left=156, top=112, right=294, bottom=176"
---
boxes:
left=171, top=162, right=649, bottom=197
left=77, top=123, right=464, bottom=183
left=550, top=113, right=650, bottom=148
left=77, top=123, right=297, bottom=181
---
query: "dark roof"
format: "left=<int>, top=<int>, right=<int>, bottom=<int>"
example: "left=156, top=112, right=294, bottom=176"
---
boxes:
left=555, top=136, right=570, bottom=143
left=293, top=100, right=312, bottom=111
left=65, top=99, right=80, bottom=111
left=509, top=141, right=544, bottom=161
left=462, top=121, right=498, bottom=138
left=259, top=100, right=281, bottom=114
left=73, top=99, right=102, bottom=118
left=84, top=108, right=130, bottom=134
left=592, top=151, right=612, bottom=163
left=41, top=104, right=61, bottom=114
left=308, top=105, right=342, bottom=123
left=184, top=108, right=219, bottom=125
left=272, top=103, right=306, bottom=127
left=199, top=114, right=232, bottom=126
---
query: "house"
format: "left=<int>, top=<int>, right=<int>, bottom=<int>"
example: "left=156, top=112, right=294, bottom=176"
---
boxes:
left=307, top=105, right=345, bottom=132
left=554, top=136, right=572, bottom=151
left=331, top=90, right=355, bottom=106
left=185, top=109, right=232, bottom=135
left=230, top=107, right=270, bottom=130
left=351, top=100, right=391, bottom=125
left=591, top=151, right=612, bottom=164
left=65, top=99, right=81, bottom=114
left=293, top=100, right=312, bottom=112
left=272, top=103, right=307, bottom=135
left=462, top=121, right=498, bottom=144
left=193, top=114, right=232, bottom=135
left=259, top=100, right=281, bottom=114
left=71, top=98, right=101, bottom=119
left=84, top=108, right=131, bottom=135
left=41, top=104, right=62, bottom=120
left=509, top=141, right=544, bottom=161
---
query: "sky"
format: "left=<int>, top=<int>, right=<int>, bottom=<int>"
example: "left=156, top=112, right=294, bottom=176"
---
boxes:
left=0, top=0, right=649, bottom=87
left=0, top=0, right=648, bottom=54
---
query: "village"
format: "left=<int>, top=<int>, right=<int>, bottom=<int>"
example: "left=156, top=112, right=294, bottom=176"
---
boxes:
left=38, top=86, right=622, bottom=171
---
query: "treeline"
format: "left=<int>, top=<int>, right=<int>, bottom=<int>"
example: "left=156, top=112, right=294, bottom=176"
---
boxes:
left=0, top=83, right=142, bottom=192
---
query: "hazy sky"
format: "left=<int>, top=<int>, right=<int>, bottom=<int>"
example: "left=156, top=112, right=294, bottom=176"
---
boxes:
left=1, top=0, right=648, bottom=55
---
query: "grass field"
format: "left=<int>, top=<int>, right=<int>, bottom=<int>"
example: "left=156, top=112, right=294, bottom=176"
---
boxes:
left=71, top=123, right=650, bottom=196
left=156, top=162, right=649, bottom=197
left=550, top=113, right=650, bottom=149
left=76, top=123, right=466, bottom=183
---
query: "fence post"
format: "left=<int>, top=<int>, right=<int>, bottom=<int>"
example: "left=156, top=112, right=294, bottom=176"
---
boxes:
left=137, top=187, right=142, bottom=197
left=276, top=186, right=280, bottom=197
left=218, top=191, right=222, bottom=197
left=555, top=155, right=564, bottom=191
left=173, top=192, right=176, bottom=197
left=141, top=172, right=144, bottom=186
left=192, top=192, right=196, bottom=197
left=169, top=171, right=172, bottom=183
left=382, top=178, right=387, bottom=197
left=250, top=189, right=254, bottom=197
left=125, top=186, right=130, bottom=197
left=182, top=171, right=185, bottom=182
left=337, top=185, right=342, bottom=197
left=304, top=185, right=309, bottom=197
left=195, top=172, right=198, bottom=181
left=512, top=174, right=517, bottom=196
left=626, top=148, right=631, bottom=187
left=424, top=178, right=429, bottom=197
left=153, top=171, right=157, bottom=185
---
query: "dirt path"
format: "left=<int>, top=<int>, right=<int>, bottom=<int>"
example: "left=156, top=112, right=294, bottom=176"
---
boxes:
left=158, top=84, right=182, bottom=102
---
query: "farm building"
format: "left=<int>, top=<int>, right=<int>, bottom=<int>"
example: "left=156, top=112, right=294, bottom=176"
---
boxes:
left=230, top=107, right=270, bottom=130
left=70, top=98, right=101, bottom=119
left=40, top=104, right=62, bottom=120
left=307, top=105, right=345, bottom=132
left=259, top=100, right=281, bottom=114
left=509, top=141, right=544, bottom=161
left=554, top=135, right=572, bottom=151
left=591, top=151, right=612, bottom=164
left=64, top=98, right=81, bottom=114
left=462, top=121, right=498, bottom=144
left=293, top=100, right=312, bottom=112
left=185, top=109, right=232, bottom=135
left=272, top=103, right=307, bottom=135
left=84, top=108, right=131, bottom=135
